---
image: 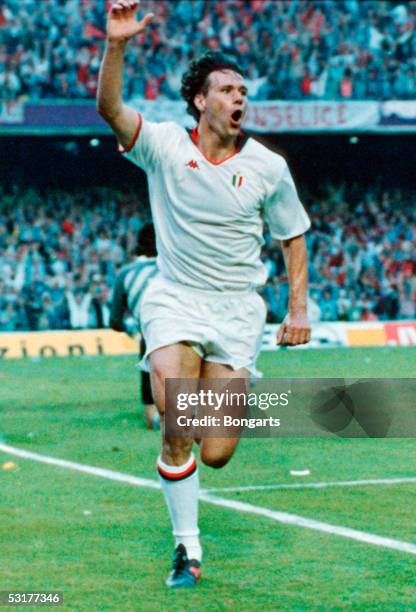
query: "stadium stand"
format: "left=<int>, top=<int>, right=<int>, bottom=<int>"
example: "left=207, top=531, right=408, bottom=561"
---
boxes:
left=0, top=183, right=414, bottom=330
left=0, top=0, right=415, bottom=101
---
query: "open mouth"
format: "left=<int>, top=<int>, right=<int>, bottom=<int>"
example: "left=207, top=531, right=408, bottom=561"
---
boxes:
left=230, top=109, right=243, bottom=126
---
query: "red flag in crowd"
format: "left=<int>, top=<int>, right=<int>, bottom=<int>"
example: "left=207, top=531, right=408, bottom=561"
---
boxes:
left=0, top=8, right=7, bottom=27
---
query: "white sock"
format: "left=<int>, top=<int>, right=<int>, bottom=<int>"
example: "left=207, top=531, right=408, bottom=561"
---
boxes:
left=157, top=453, right=202, bottom=562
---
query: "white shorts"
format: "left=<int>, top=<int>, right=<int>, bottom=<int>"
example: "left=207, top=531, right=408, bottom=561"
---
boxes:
left=139, top=275, right=267, bottom=376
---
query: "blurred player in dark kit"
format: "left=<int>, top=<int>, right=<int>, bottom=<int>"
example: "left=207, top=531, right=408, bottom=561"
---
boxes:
left=110, top=223, right=159, bottom=430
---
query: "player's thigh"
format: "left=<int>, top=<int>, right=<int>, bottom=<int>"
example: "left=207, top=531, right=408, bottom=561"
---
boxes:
left=149, top=342, right=202, bottom=415
left=201, top=361, right=248, bottom=380
left=199, top=361, right=248, bottom=468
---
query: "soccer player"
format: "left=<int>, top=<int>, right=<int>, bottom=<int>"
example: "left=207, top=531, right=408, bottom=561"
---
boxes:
left=97, top=0, right=311, bottom=588
left=109, top=223, right=159, bottom=429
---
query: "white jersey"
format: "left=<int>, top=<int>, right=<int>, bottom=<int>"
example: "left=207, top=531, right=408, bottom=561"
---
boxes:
left=121, top=116, right=310, bottom=292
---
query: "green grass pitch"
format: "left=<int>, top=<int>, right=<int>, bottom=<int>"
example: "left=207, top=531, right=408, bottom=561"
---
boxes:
left=1, top=347, right=415, bottom=611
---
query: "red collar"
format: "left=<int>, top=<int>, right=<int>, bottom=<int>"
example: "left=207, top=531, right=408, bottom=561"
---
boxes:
left=189, top=126, right=242, bottom=166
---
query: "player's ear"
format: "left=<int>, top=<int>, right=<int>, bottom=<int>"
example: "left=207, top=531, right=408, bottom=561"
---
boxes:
left=194, top=92, right=206, bottom=114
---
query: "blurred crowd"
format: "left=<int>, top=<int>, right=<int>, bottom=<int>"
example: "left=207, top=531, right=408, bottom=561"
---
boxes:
left=0, top=183, right=415, bottom=331
left=1, top=0, right=416, bottom=101
left=0, top=185, right=148, bottom=331
left=261, top=184, right=416, bottom=323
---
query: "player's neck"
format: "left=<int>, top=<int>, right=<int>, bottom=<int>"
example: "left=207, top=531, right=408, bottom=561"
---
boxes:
left=195, top=123, right=237, bottom=163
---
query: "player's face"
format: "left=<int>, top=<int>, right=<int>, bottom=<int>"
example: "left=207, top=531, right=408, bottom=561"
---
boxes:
left=197, top=70, right=248, bottom=139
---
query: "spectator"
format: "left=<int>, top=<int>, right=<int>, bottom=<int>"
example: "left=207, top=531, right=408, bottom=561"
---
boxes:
left=319, top=288, right=338, bottom=321
left=66, top=289, right=92, bottom=329
left=339, top=67, right=353, bottom=98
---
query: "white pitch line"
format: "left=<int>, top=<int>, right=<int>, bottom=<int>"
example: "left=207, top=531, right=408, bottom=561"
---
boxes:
left=198, top=493, right=416, bottom=556
left=0, top=443, right=161, bottom=490
left=2, top=443, right=416, bottom=557
left=206, top=477, right=416, bottom=494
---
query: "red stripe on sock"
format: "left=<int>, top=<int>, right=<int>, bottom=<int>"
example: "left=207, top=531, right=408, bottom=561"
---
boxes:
left=157, top=460, right=197, bottom=481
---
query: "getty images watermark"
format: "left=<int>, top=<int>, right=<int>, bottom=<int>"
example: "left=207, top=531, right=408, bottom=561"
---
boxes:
left=175, top=387, right=291, bottom=429
left=165, top=378, right=416, bottom=439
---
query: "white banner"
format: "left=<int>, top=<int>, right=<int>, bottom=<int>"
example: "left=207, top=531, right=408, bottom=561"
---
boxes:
left=379, top=101, right=416, bottom=130
left=244, top=101, right=379, bottom=132
left=130, top=99, right=380, bottom=133
left=3, top=99, right=416, bottom=133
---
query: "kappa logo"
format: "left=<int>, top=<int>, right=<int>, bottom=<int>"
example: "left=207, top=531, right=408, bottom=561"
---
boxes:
left=186, top=160, right=200, bottom=170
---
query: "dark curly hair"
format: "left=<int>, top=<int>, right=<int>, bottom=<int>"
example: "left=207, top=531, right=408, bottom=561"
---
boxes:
left=180, top=52, right=244, bottom=122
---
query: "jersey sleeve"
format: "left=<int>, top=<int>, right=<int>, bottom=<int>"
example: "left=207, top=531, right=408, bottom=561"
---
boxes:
left=263, top=161, right=311, bottom=240
left=119, top=114, right=175, bottom=173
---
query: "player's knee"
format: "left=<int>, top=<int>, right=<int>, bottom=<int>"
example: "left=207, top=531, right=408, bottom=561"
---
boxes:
left=200, top=447, right=232, bottom=469
left=163, top=437, right=193, bottom=465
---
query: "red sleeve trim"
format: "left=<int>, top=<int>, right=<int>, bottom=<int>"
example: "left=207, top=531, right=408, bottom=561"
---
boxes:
left=117, top=112, right=142, bottom=154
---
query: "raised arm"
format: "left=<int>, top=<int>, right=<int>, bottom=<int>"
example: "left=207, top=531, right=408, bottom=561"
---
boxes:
left=276, top=234, right=311, bottom=346
left=97, top=0, right=154, bottom=149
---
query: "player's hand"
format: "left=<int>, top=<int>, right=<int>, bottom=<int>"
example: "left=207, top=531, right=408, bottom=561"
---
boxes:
left=276, top=312, right=311, bottom=346
left=107, top=0, right=154, bottom=43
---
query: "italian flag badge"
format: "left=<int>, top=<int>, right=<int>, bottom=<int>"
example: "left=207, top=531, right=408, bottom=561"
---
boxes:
left=232, top=172, right=244, bottom=188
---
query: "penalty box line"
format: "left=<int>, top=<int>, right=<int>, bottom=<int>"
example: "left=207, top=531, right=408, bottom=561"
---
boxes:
left=1, top=442, right=416, bottom=557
